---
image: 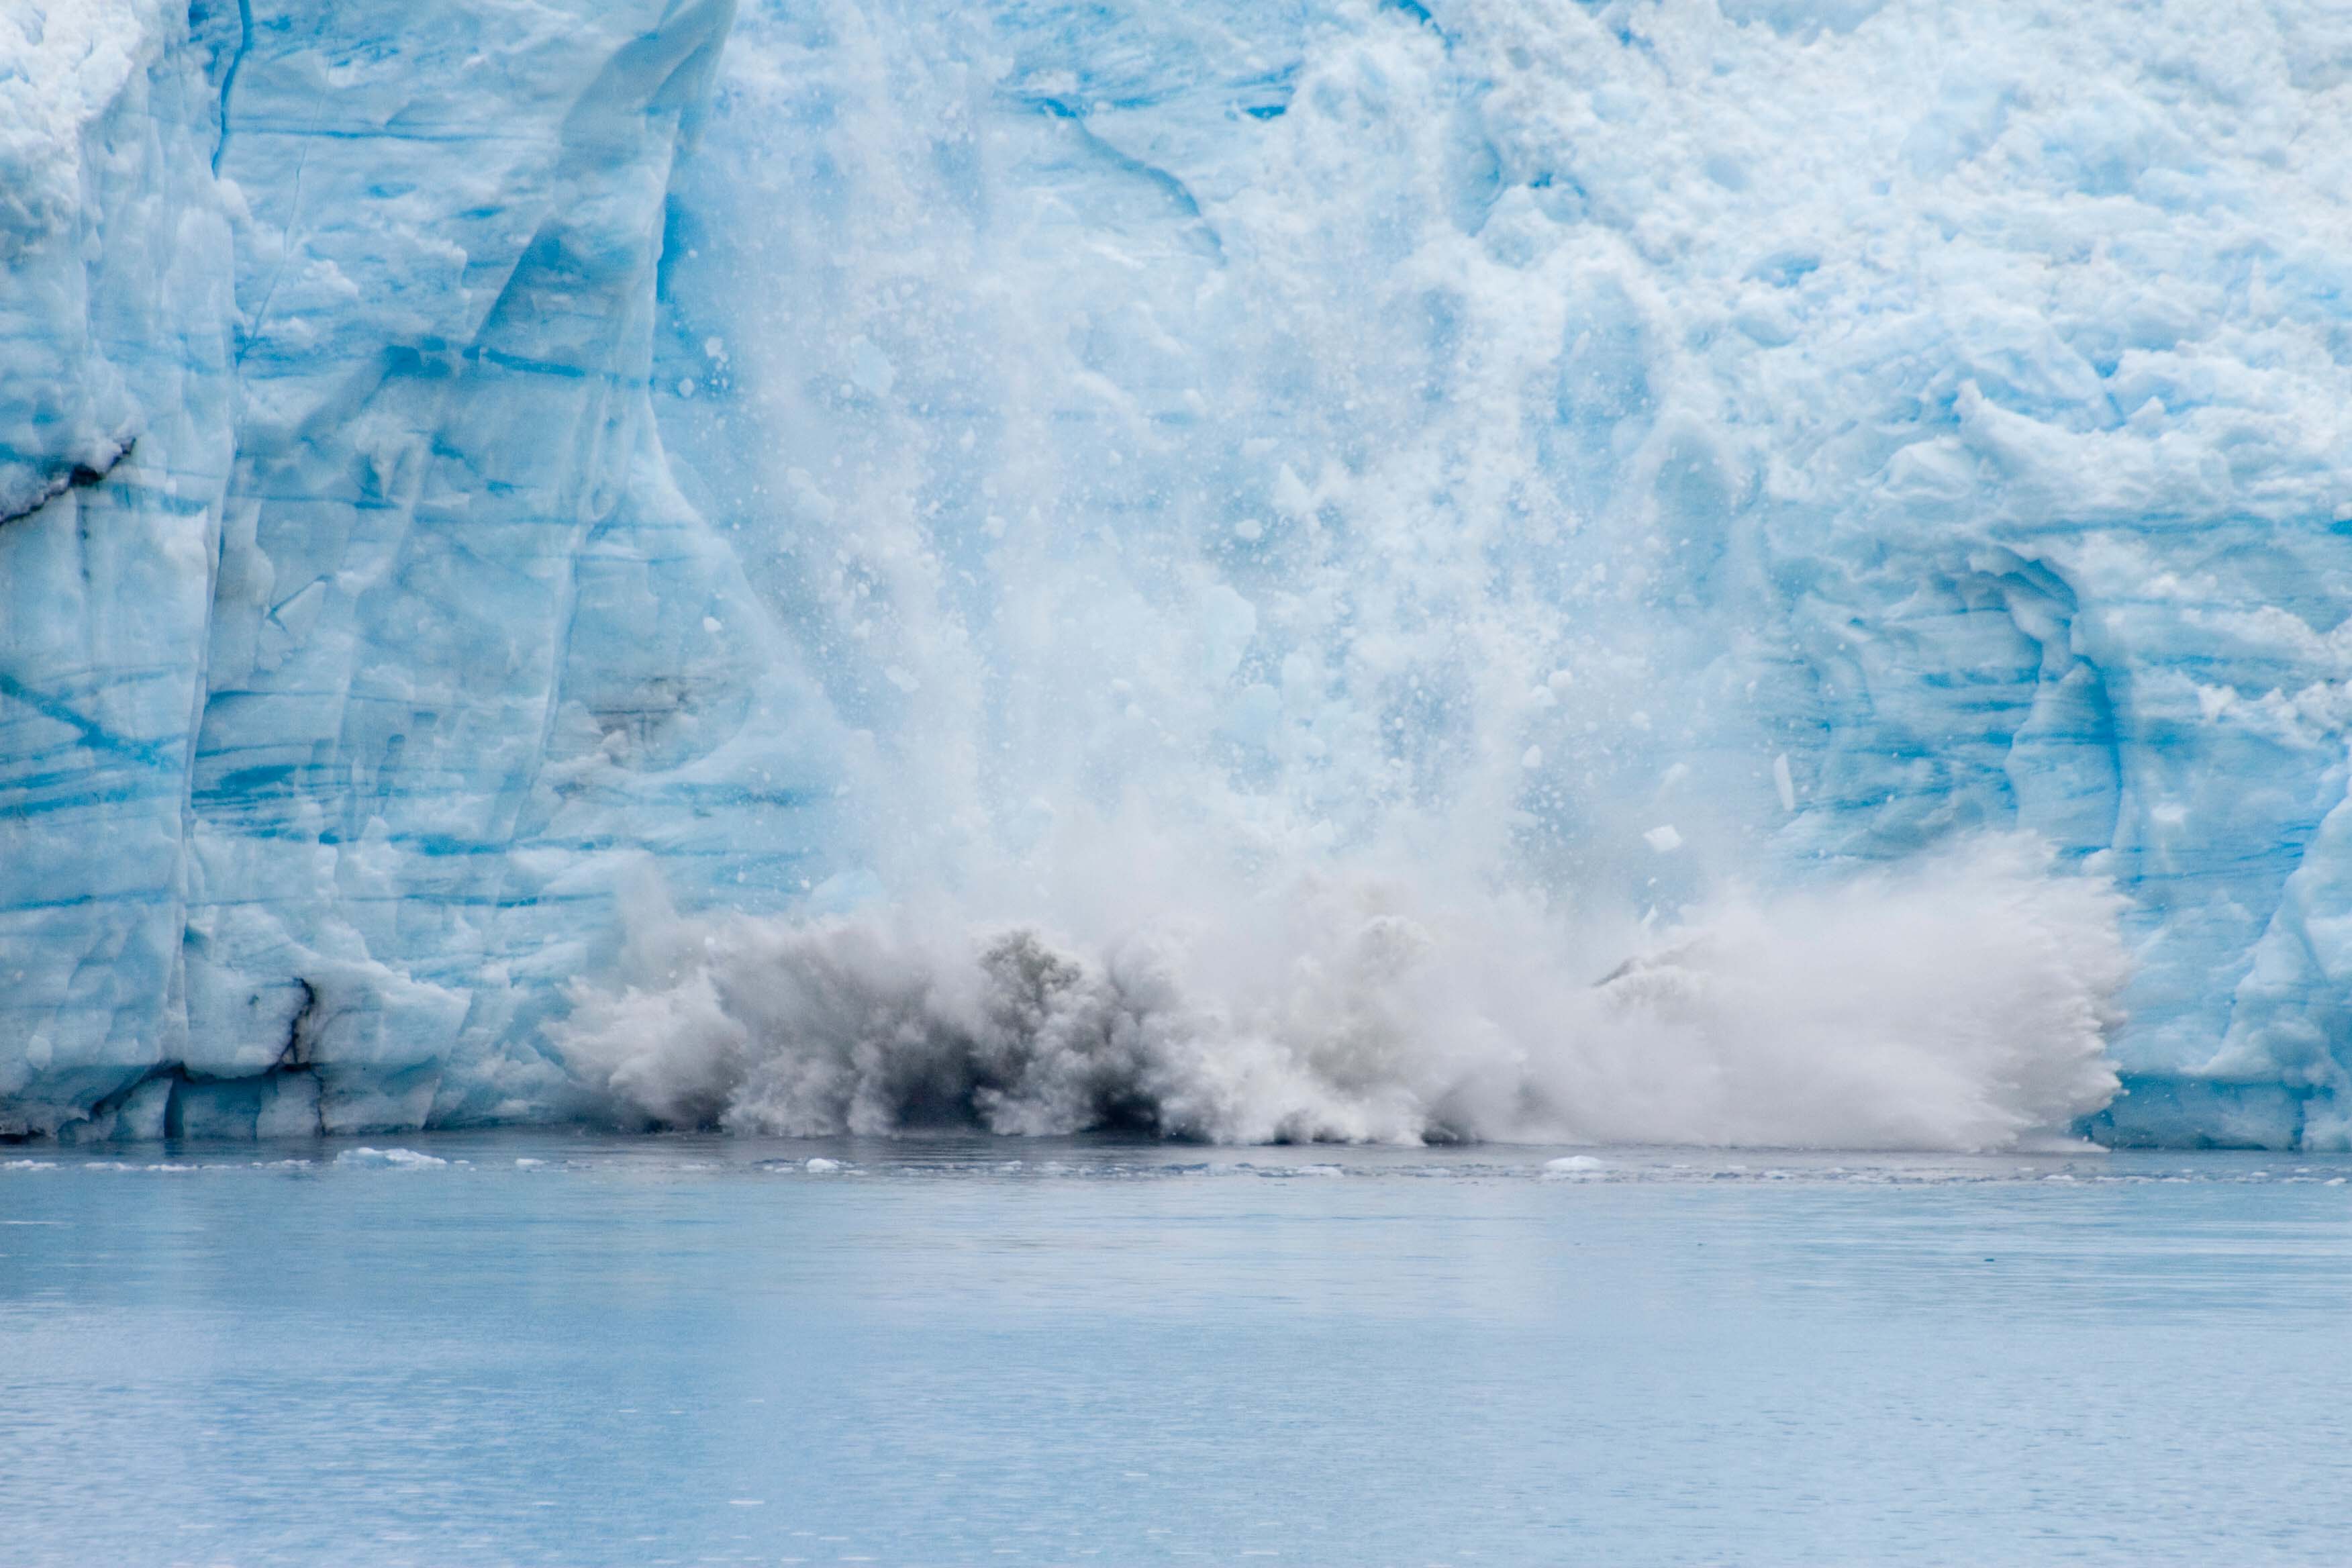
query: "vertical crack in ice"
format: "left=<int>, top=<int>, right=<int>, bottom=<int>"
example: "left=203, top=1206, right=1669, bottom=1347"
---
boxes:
left=205, top=0, right=254, bottom=177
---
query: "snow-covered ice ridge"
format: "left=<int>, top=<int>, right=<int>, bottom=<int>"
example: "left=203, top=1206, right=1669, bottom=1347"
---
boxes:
left=3, top=1, right=2349, bottom=1149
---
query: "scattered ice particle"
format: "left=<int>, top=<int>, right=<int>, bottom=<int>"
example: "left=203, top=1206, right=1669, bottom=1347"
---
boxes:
left=677, top=377, right=695, bottom=398
left=848, top=336, right=896, bottom=397
left=1773, top=753, right=1796, bottom=813
left=1644, top=824, right=1683, bottom=852
left=515, top=1158, right=545, bottom=1168
left=701, top=616, right=722, bottom=634
left=1547, top=669, right=1575, bottom=692
left=1234, top=517, right=1263, bottom=541
left=1522, top=745, right=1544, bottom=769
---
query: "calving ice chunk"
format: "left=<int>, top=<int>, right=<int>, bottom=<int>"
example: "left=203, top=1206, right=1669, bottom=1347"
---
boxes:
left=3, top=0, right=2350, bottom=1148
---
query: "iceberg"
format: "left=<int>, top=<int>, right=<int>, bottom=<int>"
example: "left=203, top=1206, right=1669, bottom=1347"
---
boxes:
left=3, top=0, right=2349, bottom=1148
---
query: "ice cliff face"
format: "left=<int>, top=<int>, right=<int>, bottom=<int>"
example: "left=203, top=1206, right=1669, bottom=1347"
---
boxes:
left=4, top=0, right=2351, bottom=1147
left=1, top=0, right=834, bottom=1138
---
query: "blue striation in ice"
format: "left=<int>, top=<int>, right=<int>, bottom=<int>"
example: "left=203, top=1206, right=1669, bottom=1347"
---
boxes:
left=3, top=0, right=2350, bottom=1148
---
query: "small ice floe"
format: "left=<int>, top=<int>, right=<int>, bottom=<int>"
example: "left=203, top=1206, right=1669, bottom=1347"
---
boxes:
left=1542, top=1155, right=1607, bottom=1179
left=334, top=1147, right=447, bottom=1169
left=3, top=1159, right=57, bottom=1171
left=803, top=1157, right=844, bottom=1173
left=514, top=1158, right=545, bottom=1168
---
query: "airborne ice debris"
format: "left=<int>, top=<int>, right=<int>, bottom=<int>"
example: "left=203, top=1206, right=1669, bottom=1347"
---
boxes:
left=1644, top=825, right=1683, bottom=852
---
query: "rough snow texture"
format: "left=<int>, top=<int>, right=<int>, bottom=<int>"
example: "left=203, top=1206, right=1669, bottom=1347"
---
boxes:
left=4, top=0, right=2351, bottom=1146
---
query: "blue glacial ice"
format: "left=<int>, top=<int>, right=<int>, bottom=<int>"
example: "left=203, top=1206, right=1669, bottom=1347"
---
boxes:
left=3, top=0, right=2350, bottom=1148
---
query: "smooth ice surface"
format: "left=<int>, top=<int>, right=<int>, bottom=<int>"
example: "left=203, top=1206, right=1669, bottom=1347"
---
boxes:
left=6, top=0, right=2352, bottom=1144
left=6, top=1134, right=2352, bottom=1566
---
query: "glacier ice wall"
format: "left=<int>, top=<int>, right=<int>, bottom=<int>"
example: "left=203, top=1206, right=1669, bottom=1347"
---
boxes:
left=3, top=0, right=2351, bottom=1146
left=3, top=0, right=844, bottom=1139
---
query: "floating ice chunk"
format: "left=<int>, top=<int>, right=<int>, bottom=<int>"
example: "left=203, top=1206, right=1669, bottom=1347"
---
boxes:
left=804, top=1157, right=844, bottom=1173
left=1644, top=824, right=1683, bottom=852
left=1544, top=1155, right=1607, bottom=1175
left=334, top=1147, right=448, bottom=1169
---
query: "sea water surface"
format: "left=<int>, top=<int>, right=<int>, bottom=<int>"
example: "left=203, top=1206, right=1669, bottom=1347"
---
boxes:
left=5, top=1135, right=2351, bottom=1567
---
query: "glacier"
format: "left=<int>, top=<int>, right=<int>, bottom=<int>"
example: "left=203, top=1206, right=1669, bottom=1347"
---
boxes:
left=3, top=0, right=2350, bottom=1148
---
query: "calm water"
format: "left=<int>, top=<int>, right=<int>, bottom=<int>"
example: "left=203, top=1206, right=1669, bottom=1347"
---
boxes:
left=4, top=1135, right=2351, bottom=1567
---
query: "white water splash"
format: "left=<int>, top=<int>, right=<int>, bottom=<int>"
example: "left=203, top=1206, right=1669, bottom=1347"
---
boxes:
left=558, top=835, right=2125, bottom=1150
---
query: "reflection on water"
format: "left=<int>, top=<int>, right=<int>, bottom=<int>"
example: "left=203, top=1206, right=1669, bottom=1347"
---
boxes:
left=5, top=1135, right=2351, bottom=1566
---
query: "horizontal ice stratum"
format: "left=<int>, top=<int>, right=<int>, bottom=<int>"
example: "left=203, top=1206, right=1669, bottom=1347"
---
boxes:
left=3, top=0, right=2349, bottom=1148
